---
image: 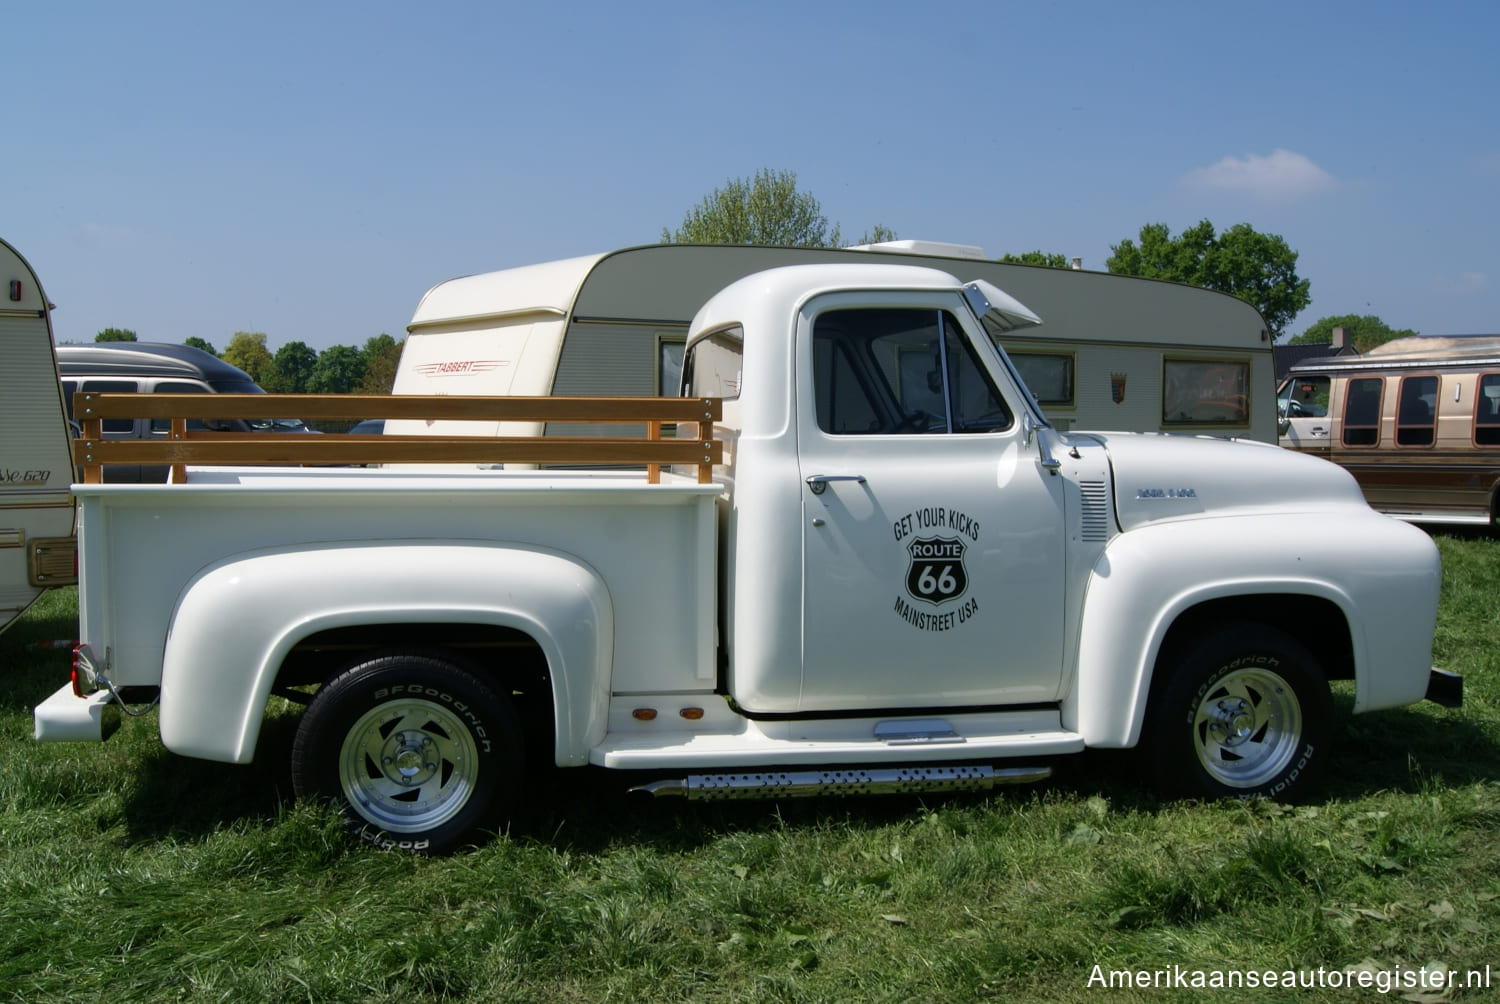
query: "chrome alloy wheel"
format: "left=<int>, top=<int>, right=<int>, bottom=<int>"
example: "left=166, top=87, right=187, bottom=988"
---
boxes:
left=1191, top=667, right=1305, bottom=789
left=338, top=697, right=481, bottom=833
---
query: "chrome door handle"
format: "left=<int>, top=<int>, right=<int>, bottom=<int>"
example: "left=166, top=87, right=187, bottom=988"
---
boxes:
left=805, top=474, right=867, bottom=496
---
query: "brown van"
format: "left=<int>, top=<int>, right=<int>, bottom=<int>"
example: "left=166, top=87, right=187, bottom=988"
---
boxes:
left=1278, top=335, right=1500, bottom=525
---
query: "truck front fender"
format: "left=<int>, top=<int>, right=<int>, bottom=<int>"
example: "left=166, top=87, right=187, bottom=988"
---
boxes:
left=1066, top=510, right=1439, bottom=748
left=158, top=541, right=613, bottom=765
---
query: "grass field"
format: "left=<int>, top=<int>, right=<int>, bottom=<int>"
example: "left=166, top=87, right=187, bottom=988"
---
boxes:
left=2, top=533, right=1497, bottom=1002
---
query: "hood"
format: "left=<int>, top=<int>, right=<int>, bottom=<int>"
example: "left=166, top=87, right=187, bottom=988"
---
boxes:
left=1083, top=432, right=1369, bottom=531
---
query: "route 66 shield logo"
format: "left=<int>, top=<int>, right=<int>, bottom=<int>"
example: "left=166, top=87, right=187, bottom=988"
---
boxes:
left=905, top=536, right=968, bottom=606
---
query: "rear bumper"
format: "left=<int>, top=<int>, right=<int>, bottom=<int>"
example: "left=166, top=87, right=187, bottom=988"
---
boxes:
left=34, top=682, right=118, bottom=741
left=1426, top=668, right=1463, bottom=709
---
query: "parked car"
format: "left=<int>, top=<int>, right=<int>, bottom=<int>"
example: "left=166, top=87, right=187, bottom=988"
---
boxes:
left=56, top=343, right=311, bottom=482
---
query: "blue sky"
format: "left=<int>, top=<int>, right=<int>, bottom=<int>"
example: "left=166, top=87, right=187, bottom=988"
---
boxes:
left=8, top=0, right=1497, bottom=350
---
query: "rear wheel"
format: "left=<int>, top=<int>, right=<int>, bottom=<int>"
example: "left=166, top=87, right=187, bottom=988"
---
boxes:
left=291, top=651, right=522, bottom=852
left=1148, top=624, right=1332, bottom=801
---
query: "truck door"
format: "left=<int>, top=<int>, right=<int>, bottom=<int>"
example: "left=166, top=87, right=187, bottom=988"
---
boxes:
left=0, top=239, right=76, bottom=635
left=796, top=295, right=1067, bottom=712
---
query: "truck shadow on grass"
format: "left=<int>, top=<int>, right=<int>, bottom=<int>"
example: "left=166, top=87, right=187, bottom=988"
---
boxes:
left=102, top=695, right=1497, bottom=852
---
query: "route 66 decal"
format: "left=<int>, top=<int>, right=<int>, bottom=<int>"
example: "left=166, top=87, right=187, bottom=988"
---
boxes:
left=905, top=536, right=968, bottom=606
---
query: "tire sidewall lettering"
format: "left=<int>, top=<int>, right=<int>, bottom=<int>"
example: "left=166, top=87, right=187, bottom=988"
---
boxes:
left=372, top=683, right=491, bottom=754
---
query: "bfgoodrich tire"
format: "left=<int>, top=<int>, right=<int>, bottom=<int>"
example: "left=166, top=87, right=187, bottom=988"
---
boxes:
left=1148, top=623, right=1333, bottom=802
left=291, top=651, right=523, bottom=853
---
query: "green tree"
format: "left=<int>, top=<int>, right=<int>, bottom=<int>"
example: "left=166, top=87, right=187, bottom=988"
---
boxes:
left=355, top=334, right=403, bottom=395
left=1287, top=315, right=1418, bottom=352
left=182, top=336, right=218, bottom=356
left=1000, top=251, right=1072, bottom=268
left=663, top=168, right=891, bottom=249
left=265, top=340, right=318, bottom=393
left=220, top=332, right=277, bottom=386
left=95, top=327, right=137, bottom=342
left=307, top=344, right=367, bottom=395
left=1106, top=220, right=1312, bottom=337
left=854, top=224, right=898, bottom=246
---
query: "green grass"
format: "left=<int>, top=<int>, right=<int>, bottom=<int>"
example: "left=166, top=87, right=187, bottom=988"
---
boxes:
left=2, top=536, right=1498, bottom=1003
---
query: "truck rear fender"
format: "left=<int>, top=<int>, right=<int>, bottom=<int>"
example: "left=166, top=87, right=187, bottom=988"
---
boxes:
left=1064, top=513, right=1439, bottom=748
left=158, top=542, right=613, bottom=765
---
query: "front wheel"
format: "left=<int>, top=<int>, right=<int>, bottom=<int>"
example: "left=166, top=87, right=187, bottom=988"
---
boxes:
left=290, top=651, right=523, bottom=853
left=1147, top=624, right=1333, bottom=801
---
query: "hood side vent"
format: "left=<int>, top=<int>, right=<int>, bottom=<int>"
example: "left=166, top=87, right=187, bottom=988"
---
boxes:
left=1079, top=480, right=1110, bottom=541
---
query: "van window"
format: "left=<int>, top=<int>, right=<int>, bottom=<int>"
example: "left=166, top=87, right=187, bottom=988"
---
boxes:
left=1476, top=374, right=1500, bottom=446
left=149, top=382, right=210, bottom=433
left=81, top=380, right=139, bottom=433
left=1396, top=376, right=1438, bottom=447
left=1342, top=377, right=1383, bottom=447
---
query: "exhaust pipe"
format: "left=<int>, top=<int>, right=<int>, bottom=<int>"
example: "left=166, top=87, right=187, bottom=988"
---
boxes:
left=631, top=764, right=1051, bottom=800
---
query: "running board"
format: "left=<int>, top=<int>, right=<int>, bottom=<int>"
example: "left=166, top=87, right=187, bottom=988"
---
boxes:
left=631, top=764, right=1052, bottom=800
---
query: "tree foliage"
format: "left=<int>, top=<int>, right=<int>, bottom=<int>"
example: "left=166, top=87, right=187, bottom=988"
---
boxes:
left=1287, top=314, right=1418, bottom=353
left=306, top=344, right=368, bottom=395
left=221, top=332, right=277, bottom=385
left=267, top=341, right=319, bottom=393
left=355, top=334, right=403, bottom=395
left=854, top=224, right=898, bottom=246
left=663, top=168, right=892, bottom=249
left=1000, top=251, right=1073, bottom=269
left=1106, top=220, right=1311, bottom=337
left=182, top=336, right=218, bottom=356
left=95, top=328, right=137, bottom=342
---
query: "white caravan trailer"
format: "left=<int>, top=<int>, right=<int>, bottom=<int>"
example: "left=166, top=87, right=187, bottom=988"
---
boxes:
left=392, top=242, right=1275, bottom=442
left=0, top=238, right=75, bottom=635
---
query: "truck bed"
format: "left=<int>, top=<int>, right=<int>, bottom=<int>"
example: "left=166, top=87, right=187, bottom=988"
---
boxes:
left=75, top=466, right=721, bottom=695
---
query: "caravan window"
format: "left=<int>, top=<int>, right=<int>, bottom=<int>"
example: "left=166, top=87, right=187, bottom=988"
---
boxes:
left=1343, top=377, right=1383, bottom=447
left=1009, top=352, right=1075, bottom=406
left=658, top=336, right=685, bottom=396
left=1476, top=374, right=1500, bottom=446
left=1395, top=376, right=1438, bottom=447
left=1161, top=358, right=1250, bottom=427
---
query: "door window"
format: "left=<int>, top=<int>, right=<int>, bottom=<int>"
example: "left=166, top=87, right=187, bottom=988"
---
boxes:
left=1283, top=375, right=1330, bottom=417
left=812, top=308, right=1011, bottom=436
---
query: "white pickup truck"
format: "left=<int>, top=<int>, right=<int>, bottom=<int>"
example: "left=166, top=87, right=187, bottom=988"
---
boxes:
left=36, top=263, right=1458, bottom=852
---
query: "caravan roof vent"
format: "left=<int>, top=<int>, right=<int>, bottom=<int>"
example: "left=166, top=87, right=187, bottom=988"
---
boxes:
left=846, top=240, right=988, bottom=260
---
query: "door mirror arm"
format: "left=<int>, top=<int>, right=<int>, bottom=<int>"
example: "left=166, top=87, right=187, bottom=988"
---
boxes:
left=1024, top=413, right=1063, bottom=474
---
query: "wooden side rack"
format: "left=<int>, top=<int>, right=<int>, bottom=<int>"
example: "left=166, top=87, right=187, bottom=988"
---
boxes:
left=71, top=393, right=723, bottom=485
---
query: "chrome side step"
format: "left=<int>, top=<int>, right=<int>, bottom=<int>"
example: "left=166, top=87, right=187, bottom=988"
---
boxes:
left=631, top=764, right=1052, bottom=800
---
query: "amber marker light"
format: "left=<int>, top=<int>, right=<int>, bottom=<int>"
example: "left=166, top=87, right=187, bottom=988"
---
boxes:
left=632, top=708, right=658, bottom=721
left=680, top=707, right=704, bottom=721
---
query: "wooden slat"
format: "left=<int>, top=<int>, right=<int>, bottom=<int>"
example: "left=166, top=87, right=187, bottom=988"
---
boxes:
left=69, top=394, right=724, bottom=484
left=71, top=393, right=721, bottom=423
